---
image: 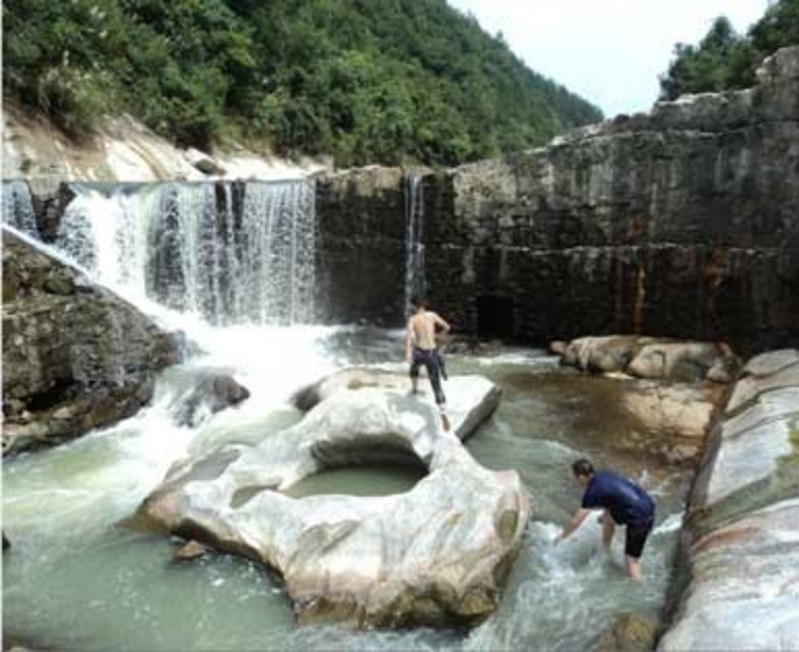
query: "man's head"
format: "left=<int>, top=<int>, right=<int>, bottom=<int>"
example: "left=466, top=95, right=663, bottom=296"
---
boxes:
left=410, top=295, right=427, bottom=312
left=571, top=458, right=595, bottom=487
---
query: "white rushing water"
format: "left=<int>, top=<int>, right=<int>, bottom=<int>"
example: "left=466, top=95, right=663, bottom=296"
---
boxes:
left=404, top=174, right=426, bottom=314
left=6, top=179, right=337, bottom=546
left=56, top=180, right=316, bottom=325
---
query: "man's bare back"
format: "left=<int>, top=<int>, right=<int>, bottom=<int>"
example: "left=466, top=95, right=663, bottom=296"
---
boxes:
left=404, top=298, right=452, bottom=429
left=407, top=310, right=448, bottom=352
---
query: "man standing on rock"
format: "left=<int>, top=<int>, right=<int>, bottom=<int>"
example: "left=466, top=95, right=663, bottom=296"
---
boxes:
left=405, top=295, right=451, bottom=431
left=557, top=458, right=655, bottom=580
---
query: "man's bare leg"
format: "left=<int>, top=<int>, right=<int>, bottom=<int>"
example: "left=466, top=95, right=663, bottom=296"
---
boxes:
left=601, top=510, right=615, bottom=548
left=626, top=556, right=642, bottom=581
left=440, top=407, right=450, bottom=432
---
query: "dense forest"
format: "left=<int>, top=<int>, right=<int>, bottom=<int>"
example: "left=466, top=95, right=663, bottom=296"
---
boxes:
left=659, top=0, right=799, bottom=100
left=2, top=0, right=602, bottom=167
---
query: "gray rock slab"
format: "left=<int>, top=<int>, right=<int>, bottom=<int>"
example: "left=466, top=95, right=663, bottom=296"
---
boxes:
left=742, top=349, right=799, bottom=378
left=659, top=498, right=799, bottom=651
left=726, top=358, right=799, bottom=414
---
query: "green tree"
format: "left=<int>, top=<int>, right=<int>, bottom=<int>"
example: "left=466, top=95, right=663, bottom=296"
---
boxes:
left=660, top=0, right=799, bottom=100
left=3, top=0, right=603, bottom=164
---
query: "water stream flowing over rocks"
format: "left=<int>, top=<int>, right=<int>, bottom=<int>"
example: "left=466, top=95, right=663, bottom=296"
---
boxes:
left=3, top=45, right=799, bottom=652
left=55, top=180, right=317, bottom=325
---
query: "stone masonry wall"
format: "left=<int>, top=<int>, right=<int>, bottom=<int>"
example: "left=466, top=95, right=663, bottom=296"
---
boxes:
left=416, top=47, right=799, bottom=354
left=314, top=167, right=408, bottom=325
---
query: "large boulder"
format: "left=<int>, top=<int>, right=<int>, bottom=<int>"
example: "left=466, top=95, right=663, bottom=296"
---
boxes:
left=687, top=351, right=799, bottom=535
left=2, top=228, right=181, bottom=455
left=659, top=498, right=799, bottom=651
left=138, top=374, right=529, bottom=628
left=659, top=349, right=799, bottom=650
left=557, top=335, right=740, bottom=383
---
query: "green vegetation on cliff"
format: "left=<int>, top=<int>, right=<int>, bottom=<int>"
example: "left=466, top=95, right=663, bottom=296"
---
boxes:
left=2, top=0, right=602, bottom=166
left=659, top=0, right=799, bottom=100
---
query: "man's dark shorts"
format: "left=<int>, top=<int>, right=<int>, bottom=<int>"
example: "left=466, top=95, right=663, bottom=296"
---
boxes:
left=625, top=519, right=654, bottom=559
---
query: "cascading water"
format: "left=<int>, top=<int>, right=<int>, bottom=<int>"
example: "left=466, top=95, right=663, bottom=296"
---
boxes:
left=56, top=179, right=316, bottom=325
left=2, top=180, right=39, bottom=237
left=237, top=180, right=316, bottom=325
left=404, top=174, right=426, bottom=315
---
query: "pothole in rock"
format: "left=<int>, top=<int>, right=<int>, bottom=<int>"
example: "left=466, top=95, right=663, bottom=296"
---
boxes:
left=283, top=464, right=427, bottom=499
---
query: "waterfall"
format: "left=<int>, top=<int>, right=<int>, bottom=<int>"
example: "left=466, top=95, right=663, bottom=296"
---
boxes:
left=55, top=180, right=317, bottom=325
left=57, top=183, right=160, bottom=304
left=404, top=174, right=426, bottom=316
left=238, top=181, right=316, bottom=325
left=2, top=180, right=39, bottom=237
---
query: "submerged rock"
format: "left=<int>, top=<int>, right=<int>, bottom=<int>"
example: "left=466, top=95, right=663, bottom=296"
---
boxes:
left=139, top=373, right=529, bottom=628
left=596, top=611, right=659, bottom=652
left=170, top=372, right=250, bottom=428
left=2, top=229, right=181, bottom=455
left=621, top=382, right=722, bottom=439
left=174, top=539, right=210, bottom=561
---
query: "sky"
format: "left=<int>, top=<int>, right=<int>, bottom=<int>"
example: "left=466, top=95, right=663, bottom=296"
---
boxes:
left=447, top=0, right=772, bottom=117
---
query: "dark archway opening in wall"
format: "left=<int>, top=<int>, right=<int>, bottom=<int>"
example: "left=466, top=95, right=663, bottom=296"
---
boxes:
left=476, top=295, right=515, bottom=337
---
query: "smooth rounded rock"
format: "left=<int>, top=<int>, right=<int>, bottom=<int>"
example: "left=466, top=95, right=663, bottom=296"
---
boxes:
left=139, top=373, right=528, bottom=628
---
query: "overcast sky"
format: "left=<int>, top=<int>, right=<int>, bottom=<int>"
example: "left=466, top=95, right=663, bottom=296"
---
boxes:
left=447, top=0, right=771, bottom=117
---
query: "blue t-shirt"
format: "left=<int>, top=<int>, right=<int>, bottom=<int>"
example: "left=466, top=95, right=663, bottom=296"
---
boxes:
left=582, top=471, right=655, bottom=527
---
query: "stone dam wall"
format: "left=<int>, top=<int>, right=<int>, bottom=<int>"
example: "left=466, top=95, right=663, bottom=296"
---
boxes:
left=8, top=47, right=799, bottom=353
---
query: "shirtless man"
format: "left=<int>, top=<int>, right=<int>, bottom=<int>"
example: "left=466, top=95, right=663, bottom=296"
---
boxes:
left=404, top=296, right=451, bottom=430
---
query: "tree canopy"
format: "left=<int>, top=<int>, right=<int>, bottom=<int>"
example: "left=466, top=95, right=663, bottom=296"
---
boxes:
left=2, top=0, right=603, bottom=167
left=659, top=0, right=799, bottom=100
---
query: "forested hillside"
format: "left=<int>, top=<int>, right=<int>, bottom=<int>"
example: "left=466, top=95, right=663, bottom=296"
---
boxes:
left=659, top=0, right=799, bottom=100
left=2, top=0, right=602, bottom=167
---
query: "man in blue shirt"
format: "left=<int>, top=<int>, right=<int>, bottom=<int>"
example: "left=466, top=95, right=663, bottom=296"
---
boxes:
left=557, top=458, right=656, bottom=580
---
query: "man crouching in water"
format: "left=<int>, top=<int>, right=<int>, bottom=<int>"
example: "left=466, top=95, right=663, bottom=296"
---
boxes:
left=557, top=458, right=655, bottom=580
left=405, top=296, right=451, bottom=431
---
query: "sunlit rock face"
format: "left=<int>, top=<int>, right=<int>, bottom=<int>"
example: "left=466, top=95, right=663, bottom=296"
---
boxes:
left=659, top=349, right=799, bottom=651
left=139, top=373, right=531, bottom=628
left=3, top=105, right=326, bottom=187
left=1, top=228, right=181, bottom=455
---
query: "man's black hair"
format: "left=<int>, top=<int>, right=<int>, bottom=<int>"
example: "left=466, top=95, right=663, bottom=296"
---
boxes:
left=411, top=295, right=427, bottom=309
left=571, top=458, right=594, bottom=478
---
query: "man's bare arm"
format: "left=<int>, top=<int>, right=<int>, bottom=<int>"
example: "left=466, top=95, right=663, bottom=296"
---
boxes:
left=404, top=319, right=414, bottom=363
left=557, top=508, right=591, bottom=543
left=433, top=313, right=451, bottom=333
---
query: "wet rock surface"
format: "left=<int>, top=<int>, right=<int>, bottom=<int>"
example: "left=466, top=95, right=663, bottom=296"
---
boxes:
left=2, top=229, right=181, bottom=455
left=169, top=371, right=250, bottom=428
left=596, top=611, right=660, bottom=652
left=139, top=373, right=529, bottom=628
left=659, top=349, right=799, bottom=650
